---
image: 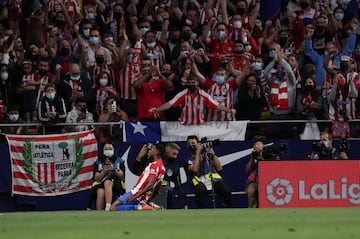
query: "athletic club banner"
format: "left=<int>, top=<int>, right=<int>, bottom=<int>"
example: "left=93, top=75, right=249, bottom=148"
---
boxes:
left=6, top=130, right=98, bottom=196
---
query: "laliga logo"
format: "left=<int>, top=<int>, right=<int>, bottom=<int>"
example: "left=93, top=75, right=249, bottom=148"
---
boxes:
left=266, top=178, right=294, bottom=206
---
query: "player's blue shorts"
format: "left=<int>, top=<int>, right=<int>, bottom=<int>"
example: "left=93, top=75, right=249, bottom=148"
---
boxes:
left=117, top=191, right=140, bottom=205
left=115, top=191, right=140, bottom=211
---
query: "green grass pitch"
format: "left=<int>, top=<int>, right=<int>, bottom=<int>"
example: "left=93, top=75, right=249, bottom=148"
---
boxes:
left=1, top=208, right=360, bottom=239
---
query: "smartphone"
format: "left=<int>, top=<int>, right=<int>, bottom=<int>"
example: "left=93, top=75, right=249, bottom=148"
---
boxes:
left=6, top=35, right=13, bottom=46
left=111, top=101, right=117, bottom=112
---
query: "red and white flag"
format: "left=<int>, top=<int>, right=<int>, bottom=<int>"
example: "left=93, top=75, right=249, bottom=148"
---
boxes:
left=6, top=130, right=98, bottom=196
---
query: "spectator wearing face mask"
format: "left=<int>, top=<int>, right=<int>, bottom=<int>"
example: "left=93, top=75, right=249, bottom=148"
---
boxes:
left=263, top=44, right=297, bottom=139
left=38, top=83, right=67, bottom=134
left=55, top=63, right=93, bottom=112
left=133, top=57, right=173, bottom=120
left=236, top=73, right=268, bottom=139
left=309, top=131, right=348, bottom=159
left=152, top=73, right=236, bottom=125
left=143, top=30, right=166, bottom=70
left=192, top=60, right=247, bottom=121
left=65, top=96, right=94, bottom=132
left=1, top=106, right=28, bottom=135
left=202, top=20, right=234, bottom=75
left=94, top=71, right=118, bottom=117
left=89, top=141, right=126, bottom=210
left=80, top=29, right=113, bottom=71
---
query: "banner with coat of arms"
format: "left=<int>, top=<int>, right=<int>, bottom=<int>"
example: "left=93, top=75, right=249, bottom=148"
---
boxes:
left=6, top=130, right=98, bottom=196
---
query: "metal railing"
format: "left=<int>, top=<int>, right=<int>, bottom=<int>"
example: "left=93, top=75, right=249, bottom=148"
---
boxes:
left=1, top=119, right=360, bottom=139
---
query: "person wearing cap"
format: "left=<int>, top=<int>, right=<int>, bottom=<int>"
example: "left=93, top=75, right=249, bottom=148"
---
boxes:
left=327, top=55, right=359, bottom=138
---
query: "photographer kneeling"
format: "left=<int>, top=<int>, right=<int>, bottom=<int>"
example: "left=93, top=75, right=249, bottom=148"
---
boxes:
left=309, top=131, right=349, bottom=160
left=245, top=141, right=288, bottom=208
left=185, top=135, right=232, bottom=208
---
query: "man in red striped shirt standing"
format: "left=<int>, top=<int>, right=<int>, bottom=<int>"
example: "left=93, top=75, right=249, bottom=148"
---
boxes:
left=152, top=74, right=236, bottom=125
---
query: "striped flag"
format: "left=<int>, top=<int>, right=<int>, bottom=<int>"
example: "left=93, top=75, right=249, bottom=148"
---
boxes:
left=6, top=130, right=98, bottom=196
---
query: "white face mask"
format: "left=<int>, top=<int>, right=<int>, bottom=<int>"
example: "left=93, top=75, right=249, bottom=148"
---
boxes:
left=103, top=149, right=114, bottom=157
left=233, top=20, right=242, bottom=29
left=147, top=41, right=156, bottom=48
left=99, top=78, right=108, bottom=86
left=83, top=29, right=90, bottom=38
left=185, top=18, right=192, bottom=26
left=46, top=92, right=56, bottom=100
left=245, top=45, right=252, bottom=52
left=322, top=141, right=329, bottom=148
left=9, top=114, right=19, bottom=121
left=156, top=15, right=163, bottom=22
left=216, top=30, right=226, bottom=40
left=1, top=72, right=9, bottom=80
left=140, top=27, right=149, bottom=36
left=70, top=75, right=81, bottom=81
left=214, top=75, right=225, bottom=84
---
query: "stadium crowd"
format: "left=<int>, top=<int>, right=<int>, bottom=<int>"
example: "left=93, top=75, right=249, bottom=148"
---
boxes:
left=0, top=0, right=360, bottom=140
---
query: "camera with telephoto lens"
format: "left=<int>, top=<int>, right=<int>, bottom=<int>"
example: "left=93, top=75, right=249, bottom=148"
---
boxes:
left=251, top=150, right=262, bottom=165
left=200, top=137, right=220, bottom=149
left=312, top=141, right=326, bottom=152
left=262, top=143, right=288, bottom=159
left=338, top=138, right=349, bottom=153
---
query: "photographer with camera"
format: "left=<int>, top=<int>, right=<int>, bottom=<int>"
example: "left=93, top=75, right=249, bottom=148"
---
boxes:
left=309, top=131, right=349, bottom=160
left=185, top=135, right=232, bottom=208
left=245, top=141, right=264, bottom=208
left=65, top=97, right=94, bottom=132
left=245, top=141, right=288, bottom=208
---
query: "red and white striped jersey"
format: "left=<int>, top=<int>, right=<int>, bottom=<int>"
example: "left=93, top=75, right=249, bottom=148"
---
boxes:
left=145, top=44, right=165, bottom=70
left=48, top=0, right=81, bottom=21
left=204, top=79, right=237, bottom=121
left=118, top=42, right=142, bottom=100
left=95, top=86, right=114, bottom=115
left=131, top=159, right=165, bottom=201
left=328, top=73, right=358, bottom=121
left=169, top=88, right=219, bottom=125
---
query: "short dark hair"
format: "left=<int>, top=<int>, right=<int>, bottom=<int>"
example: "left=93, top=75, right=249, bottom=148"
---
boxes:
left=186, top=135, right=199, bottom=142
left=75, top=96, right=86, bottom=105
left=154, top=143, right=166, bottom=158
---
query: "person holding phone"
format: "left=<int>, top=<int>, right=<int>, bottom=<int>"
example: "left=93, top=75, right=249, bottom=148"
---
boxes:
left=65, top=96, right=94, bottom=132
left=90, top=142, right=126, bottom=211
left=95, top=96, right=129, bottom=142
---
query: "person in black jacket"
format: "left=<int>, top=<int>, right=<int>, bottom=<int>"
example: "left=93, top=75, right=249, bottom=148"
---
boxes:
left=37, top=83, right=67, bottom=134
